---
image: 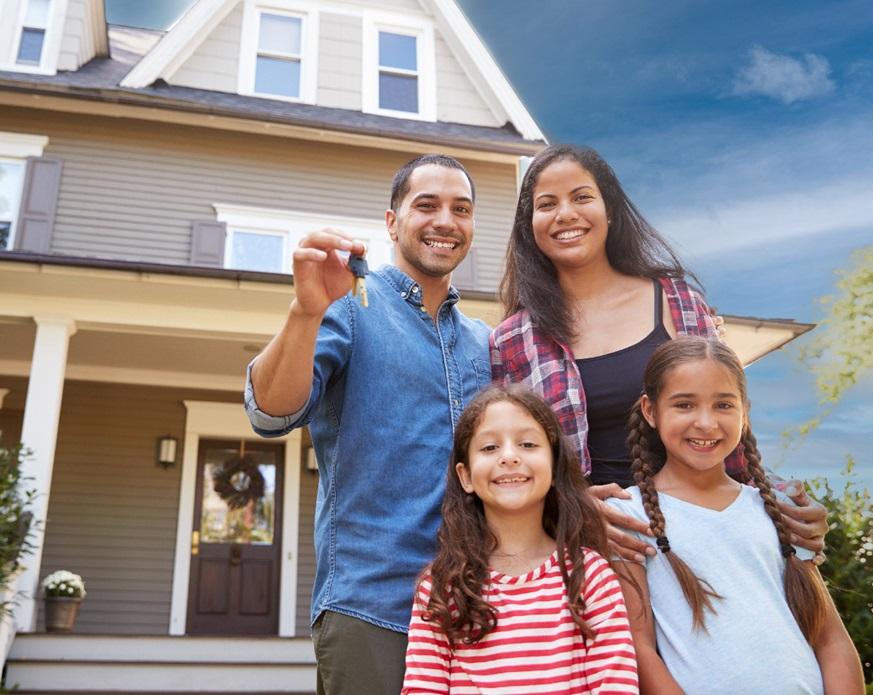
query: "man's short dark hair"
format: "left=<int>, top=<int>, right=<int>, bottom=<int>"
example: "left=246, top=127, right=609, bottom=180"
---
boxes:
left=389, top=154, right=476, bottom=211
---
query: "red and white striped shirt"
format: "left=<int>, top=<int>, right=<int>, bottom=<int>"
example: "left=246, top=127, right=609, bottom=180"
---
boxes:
left=402, top=550, right=638, bottom=694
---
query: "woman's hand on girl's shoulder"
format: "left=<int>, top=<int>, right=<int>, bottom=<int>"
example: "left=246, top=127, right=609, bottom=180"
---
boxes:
left=776, top=483, right=829, bottom=564
left=590, top=483, right=656, bottom=564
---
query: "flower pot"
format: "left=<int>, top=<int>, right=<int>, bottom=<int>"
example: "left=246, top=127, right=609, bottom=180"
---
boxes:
left=44, top=597, right=81, bottom=633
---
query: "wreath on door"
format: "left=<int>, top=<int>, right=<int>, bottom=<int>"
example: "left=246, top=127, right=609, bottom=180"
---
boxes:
left=212, top=448, right=265, bottom=510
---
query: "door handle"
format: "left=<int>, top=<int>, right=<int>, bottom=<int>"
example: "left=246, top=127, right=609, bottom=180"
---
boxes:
left=191, top=530, right=200, bottom=556
left=230, top=544, right=242, bottom=567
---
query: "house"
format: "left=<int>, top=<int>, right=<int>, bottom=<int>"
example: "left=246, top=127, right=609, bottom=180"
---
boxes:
left=0, top=0, right=811, bottom=691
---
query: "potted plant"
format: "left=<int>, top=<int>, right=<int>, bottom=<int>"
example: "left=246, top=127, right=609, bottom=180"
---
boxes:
left=41, top=571, right=86, bottom=633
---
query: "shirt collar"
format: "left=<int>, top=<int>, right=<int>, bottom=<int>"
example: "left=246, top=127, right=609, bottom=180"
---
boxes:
left=376, top=264, right=461, bottom=308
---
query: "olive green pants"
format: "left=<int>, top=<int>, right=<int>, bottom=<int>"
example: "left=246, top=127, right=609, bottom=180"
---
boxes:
left=312, top=610, right=408, bottom=695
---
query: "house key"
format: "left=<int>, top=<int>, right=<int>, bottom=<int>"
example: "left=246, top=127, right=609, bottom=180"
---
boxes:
left=348, top=254, right=369, bottom=308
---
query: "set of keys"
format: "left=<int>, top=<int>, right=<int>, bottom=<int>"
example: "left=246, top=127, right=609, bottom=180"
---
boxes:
left=348, top=254, right=369, bottom=308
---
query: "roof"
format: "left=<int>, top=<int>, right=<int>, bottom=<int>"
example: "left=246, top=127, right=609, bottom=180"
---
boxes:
left=0, top=18, right=546, bottom=156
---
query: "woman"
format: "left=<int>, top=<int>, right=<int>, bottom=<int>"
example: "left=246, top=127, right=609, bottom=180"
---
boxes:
left=491, top=144, right=827, bottom=561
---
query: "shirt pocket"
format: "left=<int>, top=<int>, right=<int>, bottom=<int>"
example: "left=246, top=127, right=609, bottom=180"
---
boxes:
left=470, top=358, right=492, bottom=389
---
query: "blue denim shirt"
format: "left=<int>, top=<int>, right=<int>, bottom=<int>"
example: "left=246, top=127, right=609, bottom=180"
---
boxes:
left=244, top=265, right=490, bottom=632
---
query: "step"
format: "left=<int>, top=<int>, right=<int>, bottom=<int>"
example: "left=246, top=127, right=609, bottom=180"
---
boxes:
left=5, top=635, right=316, bottom=693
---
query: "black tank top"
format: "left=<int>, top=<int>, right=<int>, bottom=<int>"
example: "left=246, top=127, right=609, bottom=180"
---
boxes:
left=576, top=280, right=670, bottom=488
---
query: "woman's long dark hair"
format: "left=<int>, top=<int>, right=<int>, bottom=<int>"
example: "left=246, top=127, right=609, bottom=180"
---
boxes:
left=420, top=384, right=610, bottom=645
left=500, top=145, right=697, bottom=345
left=627, top=337, right=830, bottom=642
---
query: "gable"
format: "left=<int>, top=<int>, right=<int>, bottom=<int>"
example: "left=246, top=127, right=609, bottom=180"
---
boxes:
left=123, top=0, right=542, bottom=139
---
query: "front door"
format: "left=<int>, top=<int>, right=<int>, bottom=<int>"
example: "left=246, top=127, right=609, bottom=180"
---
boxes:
left=187, top=439, right=283, bottom=635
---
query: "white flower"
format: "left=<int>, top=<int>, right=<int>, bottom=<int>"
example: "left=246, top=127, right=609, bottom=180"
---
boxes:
left=41, top=570, right=86, bottom=598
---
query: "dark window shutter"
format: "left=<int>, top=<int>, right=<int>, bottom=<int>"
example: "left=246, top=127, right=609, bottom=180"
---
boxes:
left=452, top=247, right=477, bottom=290
left=190, top=220, right=227, bottom=266
left=14, top=156, right=63, bottom=253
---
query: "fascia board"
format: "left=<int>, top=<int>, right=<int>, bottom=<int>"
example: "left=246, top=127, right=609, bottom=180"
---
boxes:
left=120, top=0, right=240, bottom=88
left=89, top=0, right=109, bottom=57
left=422, top=0, right=545, bottom=142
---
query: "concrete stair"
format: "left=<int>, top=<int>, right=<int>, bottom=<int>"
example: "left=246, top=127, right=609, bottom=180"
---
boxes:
left=4, top=634, right=316, bottom=693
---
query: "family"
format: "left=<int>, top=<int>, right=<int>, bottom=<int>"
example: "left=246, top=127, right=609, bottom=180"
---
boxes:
left=244, top=147, right=864, bottom=694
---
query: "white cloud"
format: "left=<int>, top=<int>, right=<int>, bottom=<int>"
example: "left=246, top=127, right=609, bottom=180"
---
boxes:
left=732, top=46, right=835, bottom=104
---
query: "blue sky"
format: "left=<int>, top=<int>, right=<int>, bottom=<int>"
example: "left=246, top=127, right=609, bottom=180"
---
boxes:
left=106, top=0, right=872, bottom=492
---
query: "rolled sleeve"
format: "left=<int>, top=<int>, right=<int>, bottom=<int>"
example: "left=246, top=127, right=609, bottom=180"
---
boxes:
left=244, top=361, right=310, bottom=437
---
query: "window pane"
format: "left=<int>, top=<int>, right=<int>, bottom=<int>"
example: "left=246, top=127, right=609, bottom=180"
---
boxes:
left=200, top=447, right=276, bottom=545
left=258, top=13, right=301, bottom=55
left=379, top=32, right=416, bottom=71
left=0, top=162, right=25, bottom=247
left=379, top=72, right=418, bottom=112
left=255, top=55, right=301, bottom=98
left=232, top=231, right=285, bottom=273
left=17, top=28, right=45, bottom=64
left=25, top=0, right=50, bottom=28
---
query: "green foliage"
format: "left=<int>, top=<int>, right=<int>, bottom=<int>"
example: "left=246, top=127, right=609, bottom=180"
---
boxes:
left=798, top=246, right=873, bottom=433
left=0, top=443, right=35, bottom=619
left=808, top=459, right=873, bottom=684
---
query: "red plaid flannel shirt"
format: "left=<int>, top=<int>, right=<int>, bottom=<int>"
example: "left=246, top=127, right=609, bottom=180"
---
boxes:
left=490, top=276, right=745, bottom=477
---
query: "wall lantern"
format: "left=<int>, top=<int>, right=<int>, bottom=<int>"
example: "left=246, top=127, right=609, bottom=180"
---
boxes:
left=156, top=435, right=178, bottom=469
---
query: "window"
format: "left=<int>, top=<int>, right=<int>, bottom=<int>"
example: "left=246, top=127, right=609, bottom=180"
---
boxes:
left=0, top=132, right=49, bottom=251
left=214, top=204, right=393, bottom=275
left=16, top=0, right=50, bottom=65
left=378, top=31, right=418, bottom=113
left=362, top=14, right=435, bottom=121
left=255, top=13, right=302, bottom=99
left=239, top=2, right=318, bottom=104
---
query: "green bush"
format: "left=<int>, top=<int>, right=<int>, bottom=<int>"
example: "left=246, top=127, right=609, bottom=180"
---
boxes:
left=0, top=443, right=35, bottom=619
left=808, top=458, right=873, bottom=685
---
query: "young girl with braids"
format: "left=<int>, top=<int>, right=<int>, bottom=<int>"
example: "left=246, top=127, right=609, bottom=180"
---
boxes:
left=608, top=336, right=862, bottom=695
left=402, top=384, right=639, bottom=694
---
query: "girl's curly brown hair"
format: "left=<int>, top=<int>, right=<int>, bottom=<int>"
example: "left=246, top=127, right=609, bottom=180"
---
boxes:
left=419, top=384, right=610, bottom=645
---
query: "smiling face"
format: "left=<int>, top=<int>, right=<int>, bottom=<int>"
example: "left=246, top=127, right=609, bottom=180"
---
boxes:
left=387, top=164, right=474, bottom=281
left=531, top=158, right=610, bottom=274
left=456, top=399, right=553, bottom=521
left=642, top=358, right=745, bottom=477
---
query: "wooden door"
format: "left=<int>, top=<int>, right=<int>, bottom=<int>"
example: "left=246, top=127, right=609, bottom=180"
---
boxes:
left=187, top=439, right=283, bottom=635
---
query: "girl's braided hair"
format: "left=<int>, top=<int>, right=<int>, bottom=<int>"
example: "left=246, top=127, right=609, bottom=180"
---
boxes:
left=627, top=336, right=829, bottom=642
left=420, top=384, right=610, bottom=645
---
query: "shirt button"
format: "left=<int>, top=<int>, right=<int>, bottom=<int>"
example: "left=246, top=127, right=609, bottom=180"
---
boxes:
left=400, top=291, right=407, bottom=298
left=454, top=399, right=460, bottom=406
left=412, top=286, right=420, bottom=293
left=420, top=306, right=426, bottom=312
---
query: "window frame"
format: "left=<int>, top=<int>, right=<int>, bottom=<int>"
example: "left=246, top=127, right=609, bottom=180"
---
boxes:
left=2, top=0, right=66, bottom=75
left=0, top=131, right=49, bottom=252
left=361, top=12, right=436, bottom=122
left=214, top=203, right=392, bottom=275
left=238, top=0, right=319, bottom=105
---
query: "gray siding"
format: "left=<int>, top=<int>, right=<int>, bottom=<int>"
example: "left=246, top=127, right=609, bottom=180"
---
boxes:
left=317, top=12, right=362, bottom=111
left=435, top=33, right=500, bottom=127
left=0, top=108, right=516, bottom=292
left=171, top=3, right=243, bottom=93
left=32, top=380, right=239, bottom=634
left=295, top=440, right=317, bottom=634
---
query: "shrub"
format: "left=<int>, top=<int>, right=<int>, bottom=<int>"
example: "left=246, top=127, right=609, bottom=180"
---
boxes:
left=808, top=458, right=873, bottom=684
left=0, top=444, right=35, bottom=619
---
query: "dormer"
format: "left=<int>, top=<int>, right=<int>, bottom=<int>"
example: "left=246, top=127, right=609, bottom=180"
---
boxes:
left=0, top=0, right=108, bottom=75
left=120, top=0, right=543, bottom=140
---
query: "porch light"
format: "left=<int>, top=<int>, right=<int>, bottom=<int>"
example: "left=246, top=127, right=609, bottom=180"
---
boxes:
left=156, top=435, right=178, bottom=469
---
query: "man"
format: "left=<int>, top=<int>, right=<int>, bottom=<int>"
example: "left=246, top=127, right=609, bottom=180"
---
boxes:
left=244, top=155, right=491, bottom=694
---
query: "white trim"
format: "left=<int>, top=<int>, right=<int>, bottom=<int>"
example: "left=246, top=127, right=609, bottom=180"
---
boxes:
left=0, top=132, right=49, bottom=251
left=214, top=202, right=393, bottom=272
left=361, top=11, right=436, bottom=122
left=238, top=0, right=319, bottom=105
left=0, top=359, right=249, bottom=391
left=169, top=401, right=301, bottom=637
left=421, top=0, right=545, bottom=141
left=13, top=315, right=76, bottom=632
left=2, top=0, right=70, bottom=76
left=120, top=0, right=239, bottom=88
left=0, top=388, right=8, bottom=410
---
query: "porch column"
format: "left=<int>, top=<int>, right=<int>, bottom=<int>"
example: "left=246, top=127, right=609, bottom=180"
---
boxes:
left=14, top=315, right=77, bottom=632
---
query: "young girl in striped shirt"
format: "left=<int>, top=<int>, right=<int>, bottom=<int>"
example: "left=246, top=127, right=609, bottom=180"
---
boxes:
left=402, top=384, right=639, bottom=694
left=608, top=337, right=862, bottom=694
